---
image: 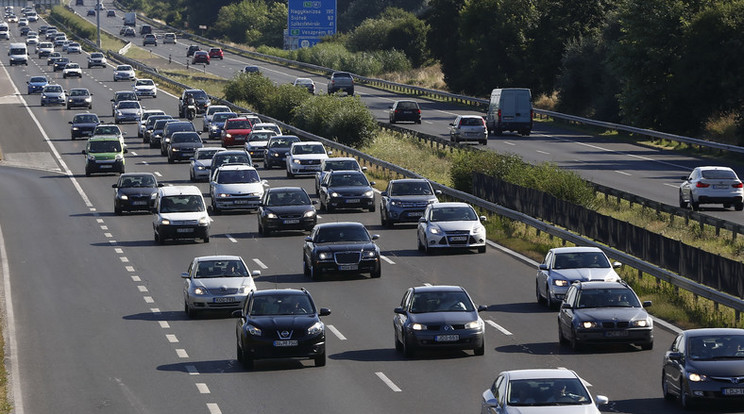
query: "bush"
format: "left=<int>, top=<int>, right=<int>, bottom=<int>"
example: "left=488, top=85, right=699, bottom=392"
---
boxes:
left=223, top=73, right=275, bottom=113
left=266, top=84, right=312, bottom=122
left=291, top=95, right=376, bottom=148
left=51, top=6, right=96, bottom=41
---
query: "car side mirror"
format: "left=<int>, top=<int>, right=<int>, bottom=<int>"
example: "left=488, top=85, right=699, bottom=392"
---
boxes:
left=612, top=261, right=622, bottom=268
left=381, top=191, right=388, bottom=196
left=123, top=148, right=128, bottom=154
left=394, top=307, right=406, bottom=315
left=68, top=121, right=73, bottom=124
left=180, top=272, right=189, bottom=278
left=418, top=217, right=427, bottom=223
left=81, top=149, right=87, bottom=154
left=251, top=270, right=261, bottom=277
left=682, top=176, right=689, bottom=181
left=561, top=302, right=572, bottom=309
left=371, top=234, right=380, bottom=240
left=370, top=181, right=376, bottom=186
left=434, top=190, right=442, bottom=195
left=327, top=150, right=332, bottom=156
left=477, top=305, right=488, bottom=312
left=319, top=307, right=331, bottom=316
left=642, top=300, right=652, bottom=308
left=479, top=215, right=487, bottom=222
left=595, top=395, right=609, bottom=406
left=111, top=184, right=118, bottom=188
left=231, top=310, right=242, bottom=318
left=311, top=200, right=317, bottom=205
left=484, top=398, right=499, bottom=408
left=157, top=183, right=164, bottom=187
left=304, top=236, right=313, bottom=242
left=667, top=351, right=683, bottom=362
left=538, top=263, right=548, bottom=271
left=361, top=166, right=367, bottom=171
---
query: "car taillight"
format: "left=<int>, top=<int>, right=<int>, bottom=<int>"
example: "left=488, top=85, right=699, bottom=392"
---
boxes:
left=733, top=183, right=743, bottom=188
left=696, top=182, right=710, bottom=188
left=497, top=109, right=502, bottom=121
left=531, top=109, right=534, bottom=119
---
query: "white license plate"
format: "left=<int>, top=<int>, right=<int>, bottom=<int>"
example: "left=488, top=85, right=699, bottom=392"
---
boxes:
left=714, top=185, right=729, bottom=189
left=449, top=236, right=467, bottom=242
left=345, top=199, right=360, bottom=203
left=723, top=388, right=744, bottom=396
left=605, top=331, right=628, bottom=337
left=407, top=212, right=423, bottom=217
left=176, top=228, right=194, bottom=233
left=338, top=264, right=358, bottom=271
left=283, top=219, right=300, bottom=224
left=132, top=201, right=147, bottom=206
left=213, top=297, right=236, bottom=303
left=99, top=165, right=113, bottom=169
left=435, top=335, right=459, bottom=342
left=273, top=340, right=298, bottom=347
left=234, top=200, right=249, bottom=204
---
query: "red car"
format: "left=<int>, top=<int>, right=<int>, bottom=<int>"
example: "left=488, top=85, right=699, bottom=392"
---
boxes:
left=208, top=48, right=224, bottom=60
left=192, top=51, right=210, bottom=65
left=221, top=117, right=253, bottom=147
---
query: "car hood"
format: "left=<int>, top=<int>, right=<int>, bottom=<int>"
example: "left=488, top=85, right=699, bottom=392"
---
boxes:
left=88, top=152, right=119, bottom=160
left=686, top=359, right=744, bottom=376
left=212, top=182, right=264, bottom=194
left=117, top=108, right=140, bottom=114
left=193, top=160, right=213, bottom=168
left=264, top=205, right=313, bottom=215
left=225, top=128, right=251, bottom=135
left=250, top=315, right=318, bottom=331
left=159, top=212, right=210, bottom=222
left=136, top=85, right=156, bottom=90
left=503, top=405, right=600, bottom=414
left=389, top=195, right=437, bottom=202
left=314, top=241, right=376, bottom=252
left=328, top=185, right=373, bottom=195
left=171, top=142, right=203, bottom=150
left=574, top=307, right=649, bottom=322
left=292, top=154, right=327, bottom=160
left=550, top=268, right=620, bottom=282
left=43, top=92, right=64, bottom=97
left=191, top=276, right=253, bottom=290
left=72, top=122, right=98, bottom=128
left=430, top=221, right=482, bottom=232
left=246, top=140, right=268, bottom=148
left=408, top=311, right=479, bottom=325
left=118, top=187, right=157, bottom=197
left=268, top=146, right=291, bottom=153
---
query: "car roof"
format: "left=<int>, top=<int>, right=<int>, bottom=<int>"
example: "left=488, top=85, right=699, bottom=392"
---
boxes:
left=159, top=185, right=202, bottom=196
left=324, top=157, right=357, bottom=162
left=194, top=255, right=243, bottom=262
left=253, top=288, right=309, bottom=297
left=120, top=172, right=156, bottom=178
left=430, top=202, right=470, bottom=209
left=502, top=369, right=579, bottom=380
left=695, top=166, right=736, bottom=173
left=412, top=285, right=466, bottom=294
left=292, top=141, right=323, bottom=146
left=390, top=178, right=429, bottom=183
left=88, top=136, right=121, bottom=142
left=549, top=246, right=605, bottom=254
left=681, top=328, right=744, bottom=337
left=216, top=149, right=249, bottom=155
left=216, top=164, right=256, bottom=172
left=574, top=281, right=629, bottom=290
left=267, top=186, right=306, bottom=193
left=315, top=222, right=366, bottom=230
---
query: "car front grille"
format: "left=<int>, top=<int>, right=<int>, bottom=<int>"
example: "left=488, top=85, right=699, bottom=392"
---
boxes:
left=171, top=220, right=198, bottom=226
left=335, top=251, right=361, bottom=264
left=425, top=324, right=466, bottom=330
left=300, top=159, right=321, bottom=165
left=600, top=321, right=630, bottom=328
left=395, top=201, right=428, bottom=208
left=206, top=287, right=239, bottom=295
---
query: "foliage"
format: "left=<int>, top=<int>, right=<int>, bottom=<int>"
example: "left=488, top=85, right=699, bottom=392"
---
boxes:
left=50, top=6, right=96, bottom=40
left=338, top=0, right=427, bottom=32
left=291, top=95, right=377, bottom=148
left=223, top=73, right=275, bottom=113
left=210, top=0, right=286, bottom=47
left=347, top=8, right=429, bottom=67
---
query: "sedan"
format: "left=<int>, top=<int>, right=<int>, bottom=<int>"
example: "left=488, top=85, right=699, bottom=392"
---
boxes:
left=189, top=147, right=225, bottom=182
left=113, top=65, right=136, bottom=81
left=318, top=170, right=376, bottom=212
left=66, top=88, right=93, bottom=110
left=302, top=222, right=381, bottom=280
left=314, top=157, right=364, bottom=196
left=243, top=129, right=277, bottom=160
left=46, top=52, right=61, bottom=65
left=380, top=178, right=440, bottom=227
left=69, top=112, right=100, bottom=140
left=481, top=369, right=608, bottom=414
left=662, top=328, right=744, bottom=409
left=449, top=114, right=488, bottom=144
left=66, top=42, right=82, bottom=54
left=52, top=57, right=70, bottom=72
left=112, top=172, right=161, bottom=215
left=263, top=135, right=301, bottom=169
left=389, top=100, right=421, bottom=124
left=209, top=165, right=268, bottom=214
left=417, top=202, right=487, bottom=254
left=257, top=187, right=317, bottom=236
left=182, top=255, right=258, bottom=318
left=536, top=246, right=622, bottom=308
left=167, top=131, right=203, bottom=164
left=40, top=84, right=66, bottom=106
left=62, top=63, right=83, bottom=79
left=192, top=50, right=210, bottom=65
left=394, top=285, right=486, bottom=357
left=133, top=78, right=157, bottom=98
left=679, top=166, right=744, bottom=211
left=113, top=100, right=142, bottom=124
left=26, top=75, right=48, bottom=94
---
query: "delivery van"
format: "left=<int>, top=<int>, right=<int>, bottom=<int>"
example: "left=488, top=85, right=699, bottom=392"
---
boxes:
left=8, top=43, right=28, bottom=66
left=123, top=12, right=136, bottom=27
left=485, top=88, right=533, bottom=136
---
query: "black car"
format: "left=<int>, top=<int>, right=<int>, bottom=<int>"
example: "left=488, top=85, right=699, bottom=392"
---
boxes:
left=66, top=88, right=93, bottom=110
left=69, top=113, right=100, bottom=140
left=380, top=178, right=441, bottom=227
left=143, top=115, right=172, bottom=144
left=47, top=52, right=61, bottom=65
left=179, top=89, right=210, bottom=117
left=302, top=222, right=381, bottom=280
left=122, top=27, right=135, bottom=37
left=557, top=281, right=653, bottom=351
left=314, top=157, right=364, bottom=196
left=86, top=9, right=95, bottom=16
left=263, top=135, right=301, bottom=169
left=52, top=57, right=70, bottom=71
left=393, top=285, right=487, bottom=358
left=150, top=119, right=176, bottom=149
left=389, top=100, right=422, bottom=124
left=257, top=187, right=317, bottom=236
left=112, top=173, right=161, bottom=214
left=318, top=170, right=376, bottom=213
left=161, top=121, right=197, bottom=156
left=234, top=288, right=330, bottom=369
left=186, top=44, right=201, bottom=57
left=209, top=150, right=253, bottom=180
left=167, top=131, right=203, bottom=164
left=662, top=328, right=744, bottom=409
left=139, top=24, right=152, bottom=35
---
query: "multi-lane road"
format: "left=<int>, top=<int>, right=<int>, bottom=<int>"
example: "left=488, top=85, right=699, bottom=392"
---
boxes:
left=0, top=4, right=738, bottom=414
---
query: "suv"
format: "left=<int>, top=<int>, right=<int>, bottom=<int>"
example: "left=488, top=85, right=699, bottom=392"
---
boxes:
left=142, top=33, right=157, bottom=46
left=328, top=71, right=354, bottom=95
left=139, top=24, right=152, bottom=35
left=389, top=100, right=422, bottom=124
left=163, top=33, right=176, bottom=44
left=558, top=281, right=653, bottom=351
left=87, top=52, right=107, bottom=68
left=179, top=89, right=210, bottom=117
left=186, top=44, right=200, bottom=57
left=82, top=136, right=126, bottom=176
left=152, top=185, right=211, bottom=244
left=234, top=288, right=331, bottom=369
left=285, top=141, right=329, bottom=178
left=380, top=179, right=441, bottom=227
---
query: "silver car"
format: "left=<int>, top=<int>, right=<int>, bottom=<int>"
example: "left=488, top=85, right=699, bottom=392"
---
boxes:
left=209, top=165, right=268, bottom=214
left=113, top=64, right=135, bottom=81
left=679, top=166, right=744, bottom=211
left=182, top=255, right=259, bottom=318
left=189, top=147, right=225, bottom=182
left=449, top=115, right=488, bottom=145
left=114, top=100, right=142, bottom=124
left=417, top=202, right=487, bottom=254
left=40, top=84, right=66, bottom=106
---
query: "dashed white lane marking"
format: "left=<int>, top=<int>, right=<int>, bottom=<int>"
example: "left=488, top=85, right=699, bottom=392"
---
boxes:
left=206, top=403, right=222, bottom=414
left=141, top=161, right=149, bottom=165
left=108, top=240, right=117, bottom=244
left=114, top=248, right=123, bottom=254
left=166, top=334, right=178, bottom=343
left=486, top=320, right=513, bottom=336
left=154, top=171, right=162, bottom=177
left=536, top=150, right=550, bottom=155
left=120, top=257, right=129, bottom=263
left=614, top=170, right=632, bottom=176
left=150, top=308, right=161, bottom=313
left=137, top=285, right=148, bottom=292
left=104, top=233, right=113, bottom=238
left=96, top=218, right=104, bottom=223
left=131, top=275, right=141, bottom=282
left=100, top=225, right=108, bottom=230
left=125, top=266, right=135, bottom=272
left=144, top=296, right=154, bottom=304
left=375, top=372, right=402, bottom=392
left=158, top=321, right=170, bottom=329
left=327, top=324, right=346, bottom=340
left=196, top=383, right=210, bottom=394
left=176, top=349, right=189, bottom=358
left=186, top=365, right=199, bottom=375
left=130, top=151, right=138, bottom=156
left=380, top=255, right=395, bottom=265
left=504, top=141, right=516, bottom=146
left=225, top=234, right=238, bottom=243
left=252, top=258, right=268, bottom=269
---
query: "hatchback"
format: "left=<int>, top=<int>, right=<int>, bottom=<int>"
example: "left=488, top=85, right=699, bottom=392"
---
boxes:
left=679, top=166, right=744, bottom=211
left=449, top=115, right=488, bottom=144
left=389, top=100, right=422, bottom=124
left=208, top=48, right=223, bottom=60
left=112, top=172, right=161, bottom=214
left=417, top=202, right=487, bottom=254
left=192, top=51, right=210, bottom=64
left=182, top=255, right=258, bottom=318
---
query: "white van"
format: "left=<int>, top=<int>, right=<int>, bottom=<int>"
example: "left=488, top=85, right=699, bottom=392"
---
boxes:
left=152, top=185, right=211, bottom=244
left=8, top=43, right=28, bottom=66
left=485, top=88, right=533, bottom=136
left=0, top=23, right=10, bottom=40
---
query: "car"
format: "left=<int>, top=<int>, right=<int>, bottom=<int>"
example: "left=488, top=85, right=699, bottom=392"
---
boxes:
left=152, top=185, right=211, bottom=244
left=52, top=57, right=70, bottom=71
left=163, top=33, right=176, bottom=44
left=114, top=100, right=142, bottom=124
left=257, top=187, right=317, bottom=236
left=480, top=369, right=609, bottom=414
left=25, top=34, right=37, bottom=45
left=17, top=17, right=27, bottom=26
left=69, top=112, right=100, bottom=140
left=243, top=129, right=277, bottom=160
left=536, top=246, right=622, bottom=308
left=313, top=157, right=364, bottom=196
left=66, top=88, right=93, bottom=109
left=286, top=141, right=329, bottom=178
left=417, top=202, right=487, bottom=254
left=7, top=14, right=17, bottom=23
left=122, top=27, right=136, bottom=37
left=40, top=84, right=66, bottom=106
left=92, top=124, right=125, bottom=147
left=209, top=165, right=267, bottom=214
left=251, top=122, right=281, bottom=136
left=182, top=255, right=259, bottom=318
left=26, top=75, right=49, bottom=94
left=679, top=166, right=744, bottom=211
left=110, top=90, right=138, bottom=116
left=143, top=115, right=173, bottom=143
left=234, top=288, right=330, bottom=369
left=139, top=24, right=152, bottom=35
left=449, top=115, right=488, bottom=144
left=202, top=104, right=231, bottom=132
left=208, top=47, right=223, bottom=60
left=161, top=121, right=197, bottom=156
left=82, top=136, right=126, bottom=176
left=318, top=170, right=376, bottom=213
left=113, top=65, right=135, bottom=82
left=142, top=33, right=157, bottom=46
left=66, top=42, right=81, bottom=54
left=36, top=42, right=54, bottom=57
left=87, top=51, right=107, bottom=68
left=45, top=29, right=58, bottom=40
left=95, top=3, right=105, bottom=10
left=133, top=78, right=157, bottom=98
left=242, top=65, right=260, bottom=74
left=112, top=172, right=161, bottom=215
left=106, top=10, right=115, bottom=17
left=75, top=0, right=84, bottom=5
left=0, top=23, right=8, bottom=40
left=25, top=12, right=38, bottom=22
left=167, top=131, right=203, bottom=164
left=138, top=109, right=166, bottom=138
left=394, top=285, right=486, bottom=357
left=46, top=52, right=61, bottom=65
left=263, top=135, right=301, bottom=169
left=220, top=117, right=254, bottom=147
left=328, top=71, right=354, bottom=95
left=179, top=89, right=210, bottom=117
left=557, top=281, right=653, bottom=351
left=62, top=62, right=83, bottom=79
left=389, top=100, right=422, bottom=124
left=207, top=111, right=238, bottom=139
left=302, top=222, right=381, bottom=280
left=189, top=147, right=226, bottom=182
left=186, top=44, right=201, bottom=57
left=61, top=40, right=73, bottom=53
left=53, top=34, right=67, bottom=47
left=19, top=26, right=31, bottom=36
left=149, top=118, right=175, bottom=149
left=86, top=9, right=95, bottom=16
left=380, top=178, right=441, bottom=227
left=192, top=50, right=210, bottom=65
left=661, top=328, right=744, bottom=409
left=293, top=77, right=316, bottom=94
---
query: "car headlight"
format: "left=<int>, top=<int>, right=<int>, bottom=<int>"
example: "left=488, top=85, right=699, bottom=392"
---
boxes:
left=198, top=217, right=210, bottom=225
left=265, top=212, right=277, bottom=219
left=196, top=165, right=205, bottom=171
left=160, top=219, right=171, bottom=225
left=631, top=319, right=649, bottom=327
left=363, top=190, right=374, bottom=197
left=246, top=324, right=262, bottom=336
left=85, top=97, right=91, bottom=102
left=473, top=224, right=485, bottom=233
left=307, top=321, right=324, bottom=336
left=390, top=200, right=400, bottom=206
left=581, top=321, right=598, bottom=329
left=330, top=192, right=340, bottom=198
left=553, top=279, right=569, bottom=287
left=303, top=210, right=316, bottom=218
left=688, top=373, right=708, bottom=382
left=225, top=133, right=232, bottom=138
left=362, top=250, right=377, bottom=258
left=164, top=138, right=171, bottom=143
left=428, top=226, right=441, bottom=235
left=218, top=193, right=230, bottom=198
left=272, top=152, right=279, bottom=158
left=116, top=111, right=123, bottom=116
left=119, top=194, right=129, bottom=200
left=411, top=323, right=426, bottom=331
left=193, top=287, right=206, bottom=296
left=171, top=147, right=179, bottom=152
left=238, top=285, right=253, bottom=294
left=72, top=127, right=79, bottom=131
left=87, top=154, right=96, bottom=161
left=318, top=252, right=332, bottom=260
left=67, top=98, right=73, bottom=103
left=293, top=159, right=301, bottom=164
left=464, top=319, right=482, bottom=330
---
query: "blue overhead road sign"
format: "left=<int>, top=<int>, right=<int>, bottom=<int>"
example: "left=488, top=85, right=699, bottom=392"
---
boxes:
left=287, top=0, right=336, bottom=38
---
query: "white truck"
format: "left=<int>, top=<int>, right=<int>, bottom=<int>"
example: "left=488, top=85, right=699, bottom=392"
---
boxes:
left=123, top=12, right=136, bottom=27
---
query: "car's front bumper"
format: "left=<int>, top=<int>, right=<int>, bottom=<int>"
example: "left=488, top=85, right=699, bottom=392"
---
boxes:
left=574, top=327, right=653, bottom=346
left=261, top=216, right=316, bottom=232
left=288, top=163, right=321, bottom=175
left=423, top=232, right=487, bottom=250
left=67, top=99, right=91, bottom=108
left=385, top=205, right=428, bottom=223
left=242, top=333, right=325, bottom=360
left=406, top=328, right=484, bottom=351
left=327, top=196, right=375, bottom=210
left=214, top=196, right=261, bottom=210
left=115, top=113, right=140, bottom=123
left=156, top=224, right=209, bottom=240
left=41, top=96, right=65, bottom=105
left=186, top=293, right=248, bottom=311
left=115, top=196, right=152, bottom=212
left=86, top=159, right=124, bottom=174
left=135, top=89, right=157, bottom=97
left=686, top=381, right=744, bottom=402
left=313, top=257, right=380, bottom=275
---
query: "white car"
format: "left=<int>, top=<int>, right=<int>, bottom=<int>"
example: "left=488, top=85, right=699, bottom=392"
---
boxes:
left=25, top=34, right=38, bottom=45
left=449, top=115, right=488, bottom=144
left=209, top=164, right=268, bottom=214
left=243, top=129, right=277, bottom=160
left=163, top=33, right=177, bottom=44
left=189, top=147, right=226, bottom=182
left=285, top=141, right=329, bottom=178
left=181, top=255, right=259, bottom=318
left=535, top=246, right=622, bottom=308
left=113, top=64, right=135, bottom=81
left=36, top=42, right=54, bottom=56
left=202, top=104, right=231, bottom=132
left=417, top=202, right=487, bottom=254
left=133, top=78, right=157, bottom=98
left=252, top=122, right=282, bottom=136
left=679, top=166, right=744, bottom=211
left=66, top=42, right=82, bottom=54
left=113, top=100, right=143, bottom=124
left=152, top=185, right=211, bottom=244
left=62, top=62, right=82, bottom=79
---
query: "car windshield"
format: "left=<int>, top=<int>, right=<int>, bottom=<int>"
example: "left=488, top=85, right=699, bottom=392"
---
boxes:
left=159, top=195, right=204, bottom=213
left=295, top=78, right=312, bottom=85
left=94, top=126, right=121, bottom=135
left=119, top=175, right=156, bottom=188
left=324, top=160, right=358, bottom=171
left=701, top=169, right=737, bottom=180
left=44, top=85, right=62, bottom=93
left=553, top=252, right=610, bottom=269
left=269, top=138, right=298, bottom=148
left=74, top=115, right=98, bottom=123
left=89, top=141, right=122, bottom=153
left=226, top=120, right=252, bottom=129
left=688, top=334, right=744, bottom=360
left=293, top=145, right=325, bottom=155
left=136, top=79, right=154, bottom=86
left=153, top=120, right=170, bottom=129
left=208, top=106, right=230, bottom=115
left=265, top=190, right=310, bottom=206
left=172, top=133, right=201, bottom=143
left=314, top=225, right=370, bottom=243
left=118, top=101, right=140, bottom=109
left=30, top=76, right=46, bottom=83
left=217, top=169, right=259, bottom=184
left=330, top=173, right=368, bottom=187
left=197, top=150, right=221, bottom=160
left=507, top=378, right=591, bottom=407
left=168, top=124, right=195, bottom=133
left=215, top=154, right=250, bottom=166
left=430, top=206, right=477, bottom=222
left=410, top=291, right=475, bottom=313
left=576, top=288, right=640, bottom=308
left=250, top=294, right=314, bottom=316
left=116, top=66, right=132, bottom=71
left=213, top=113, right=237, bottom=122
left=91, top=53, right=103, bottom=58
left=194, top=259, right=248, bottom=278
left=188, top=91, right=208, bottom=99
left=248, top=131, right=275, bottom=141
left=70, top=89, right=89, bottom=96
left=390, top=181, right=433, bottom=196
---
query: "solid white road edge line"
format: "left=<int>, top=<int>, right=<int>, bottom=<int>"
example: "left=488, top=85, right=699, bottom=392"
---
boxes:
left=0, top=223, right=24, bottom=414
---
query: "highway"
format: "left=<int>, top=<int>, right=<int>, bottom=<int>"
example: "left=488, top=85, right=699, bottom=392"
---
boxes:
left=0, top=4, right=736, bottom=414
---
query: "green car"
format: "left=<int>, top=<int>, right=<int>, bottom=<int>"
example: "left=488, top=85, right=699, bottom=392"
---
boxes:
left=82, top=136, right=126, bottom=176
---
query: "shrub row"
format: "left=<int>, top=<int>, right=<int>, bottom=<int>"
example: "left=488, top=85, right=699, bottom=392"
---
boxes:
left=50, top=6, right=97, bottom=42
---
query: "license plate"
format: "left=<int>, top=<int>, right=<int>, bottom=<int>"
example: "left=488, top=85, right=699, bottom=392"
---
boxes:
left=100, top=164, right=113, bottom=169
left=273, top=340, right=298, bottom=347
left=283, top=219, right=300, bottom=224
left=338, top=264, right=358, bottom=271
left=605, top=331, right=628, bottom=337
left=407, top=212, right=423, bottom=217
left=346, top=199, right=360, bottom=203
left=449, top=236, right=467, bottom=242
left=723, top=388, right=744, bottom=396
left=132, top=201, right=147, bottom=206
left=176, top=228, right=194, bottom=233
left=234, top=200, right=249, bottom=204
left=435, top=335, right=459, bottom=342
left=714, top=185, right=729, bottom=189
left=213, top=297, right=236, bottom=303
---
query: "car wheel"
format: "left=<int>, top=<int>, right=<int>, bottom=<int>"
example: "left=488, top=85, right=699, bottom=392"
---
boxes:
left=536, top=281, right=547, bottom=305
left=558, top=322, right=569, bottom=345
left=370, top=265, right=381, bottom=278
left=238, top=342, right=254, bottom=370
left=403, top=335, right=415, bottom=358
left=264, top=162, right=271, bottom=169
left=380, top=211, right=389, bottom=227
left=203, top=233, right=209, bottom=243
left=678, top=192, right=688, bottom=208
left=314, top=351, right=326, bottom=367
left=395, top=335, right=403, bottom=352
left=474, top=340, right=485, bottom=356
left=478, top=245, right=486, bottom=253
left=640, top=341, right=654, bottom=350
left=310, top=264, right=322, bottom=281
left=114, top=205, right=122, bottom=216
left=71, top=136, right=75, bottom=140
left=167, top=157, right=174, bottom=164
left=662, top=373, right=676, bottom=402
left=423, top=240, right=431, bottom=255
left=303, top=258, right=311, bottom=278
left=368, top=204, right=375, bottom=213
left=691, top=201, right=700, bottom=211
left=569, top=328, right=582, bottom=351
left=417, top=234, right=425, bottom=252
left=154, top=231, right=163, bottom=245
left=680, top=384, right=695, bottom=410
left=185, top=302, right=197, bottom=318
left=286, top=169, right=293, bottom=178
left=480, top=140, right=488, bottom=145
left=736, top=203, right=744, bottom=211
left=211, top=204, right=220, bottom=215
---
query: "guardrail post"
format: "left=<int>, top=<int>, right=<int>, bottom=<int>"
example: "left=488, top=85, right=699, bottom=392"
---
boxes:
left=637, top=269, right=643, bottom=280
left=736, top=310, right=740, bottom=324
left=715, top=224, right=721, bottom=237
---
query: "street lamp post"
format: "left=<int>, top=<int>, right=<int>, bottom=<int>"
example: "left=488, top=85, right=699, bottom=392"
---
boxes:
left=95, top=0, right=101, bottom=48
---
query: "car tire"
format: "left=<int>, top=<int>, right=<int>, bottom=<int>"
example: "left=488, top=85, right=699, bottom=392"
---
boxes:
left=154, top=231, right=162, bottom=245
left=480, top=140, right=488, bottom=145
left=185, top=302, right=197, bottom=318
left=536, top=282, right=547, bottom=305
left=368, top=204, right=375, bottom=212
left=474, top=340, right=485, bottom=356
left=286, top=169, right=293, bottom=178
left=680, top=384, right=695, bottom=410
left=395, top=336, right=403, bottom=352
left=558, top=323, right=569, bottom=345
left=370, top=266, right=381, bottom=278
left=303, top=258, right=311, bottom=278
left=417, top=235, right=425, bottom=252
left=478, top=245, right=486, bottom=253
left=238, top=342, right=254, bottom=370
left=203, top=233, right=209, bottom=243
left=640, top=341, right=653, bottom=350
left=678, top=192, right=688, bottom=208
left=310, top=264, right=322, bottom=281
left=691, top=201, right=700, bottom=211
left=211, top=204, right=220, bottom=215
left=380, top=211, right=390, bottom=227
left=569, top=328, right=582, bottom=351
left=662, top=374, right=676, bottom=402
left=736, top=203, right=744, bottom=211
left=114, top=205, right=122, bottom=216
left=167, top=157, right=174, bottom=164
left=403, top=336, right=415, bottom=358
left=314, top=351, right=326, bottom=367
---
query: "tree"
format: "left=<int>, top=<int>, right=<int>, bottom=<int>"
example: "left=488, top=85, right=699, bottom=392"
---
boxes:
left=347, top=8, right=429, bottom=67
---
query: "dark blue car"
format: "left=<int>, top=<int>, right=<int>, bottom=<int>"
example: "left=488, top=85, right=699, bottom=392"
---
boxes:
left=26, top=75, right=48, bottom=94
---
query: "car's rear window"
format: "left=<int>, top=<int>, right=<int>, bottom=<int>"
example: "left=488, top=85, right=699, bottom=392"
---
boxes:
left=460, top=117, right=484, bottom=126
left=701, top=170, right=737, bottom=180
left=397, top=101, right=419, bottom=110
left=226, top=120, right=252, bottom=129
